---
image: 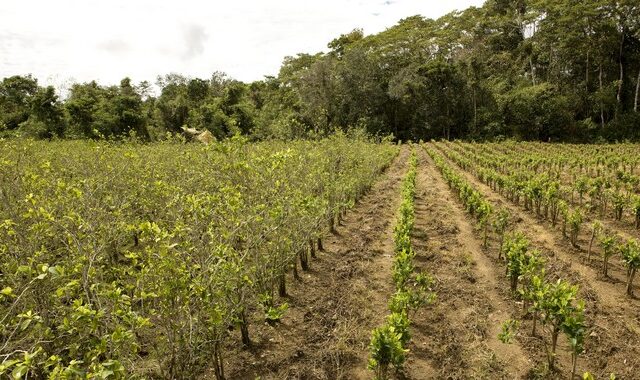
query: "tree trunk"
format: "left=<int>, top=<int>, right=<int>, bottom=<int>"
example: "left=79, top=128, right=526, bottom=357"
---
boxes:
left=635, top=67, right=640, bottom=112
left=586, top=49, right=590, bottom=89
left=278, top=273, right=287, bottom=297
left=588, top=229, right=596, bottom=262
left=550, top=327, right=559, bottom=368
left=309, top=239, right=316, bottom=259
left=293, top=259, right=301, bottom=281
left=617, top=33, right=625, bottom=106
left=510, top=276, right=518, bottom=292
left=571, top=353, right=578, bottom=380
left=530, top=55, right=536, bottom=85
left=627, top=267, right=636, bottom=296
left=213, top=342, right=225, bottom=380
left=473, top=86, right=477, bottom=134
left=317, top=237, right=324, bottom=251
left=600, top=64, right=605, bottom=129
left=299, top=250, right=309, bottom=271
left=239, top=310, right=250, bottom=346
left=483, top=224, right=488, bottom=247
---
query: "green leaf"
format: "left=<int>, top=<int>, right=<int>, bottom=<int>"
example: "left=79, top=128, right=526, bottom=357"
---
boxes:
left=98, top=369, right=114, bottom=379
left=19, top=319, right=31, bottom=331
left=0, top=360, right=20, bottom=373
left=11, top=364, right=28, bottom=379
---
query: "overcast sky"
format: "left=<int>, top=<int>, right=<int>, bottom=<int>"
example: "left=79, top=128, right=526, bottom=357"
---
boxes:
left=0, top=0, right=485, bottom=89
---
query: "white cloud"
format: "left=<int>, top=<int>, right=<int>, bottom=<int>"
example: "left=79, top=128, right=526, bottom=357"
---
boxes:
left=0, top=0, right=485, bottom=87
left=182, top=24, right=208, bottom=60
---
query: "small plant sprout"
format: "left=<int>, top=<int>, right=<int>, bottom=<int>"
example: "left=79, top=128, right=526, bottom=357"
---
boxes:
left=262, top=294, right=289, bottom=326
left=498, top=319, right=520, bottom=344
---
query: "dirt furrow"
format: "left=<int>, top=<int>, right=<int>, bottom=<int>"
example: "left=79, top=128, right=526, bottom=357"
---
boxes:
left=225, top=146, right=409, bottom=379
left=430, top=142, right=640, bottom=378
left=406, top=148, right=532, bottom=379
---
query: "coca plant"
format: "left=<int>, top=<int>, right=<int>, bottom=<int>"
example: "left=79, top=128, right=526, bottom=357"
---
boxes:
left=599, top=234, right=617, bottom=278
left=568, top=208, right=583, bottom=248
left=633, top=195, right=640, bottom=229
left=503, top=232, right=531, bottom=292
left=0, top=136, right=399, bottom=379
left=539, top=280, right=584, bottom=371
left=492, top=208, right=511, bottom=259
left=587, top=221, right=603, bottom=263
left=620, top=239, right=640, bottom=296
left=367, top=323, right=407, bottom=380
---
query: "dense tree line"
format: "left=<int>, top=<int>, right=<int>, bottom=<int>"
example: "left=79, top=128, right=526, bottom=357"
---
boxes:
left=0, top=73, right=257, bottom=141
left=1, top=0, right=639, bottom=142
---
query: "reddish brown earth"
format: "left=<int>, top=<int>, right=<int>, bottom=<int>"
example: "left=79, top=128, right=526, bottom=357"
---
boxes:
left=212, top=143, right=638, bottom=380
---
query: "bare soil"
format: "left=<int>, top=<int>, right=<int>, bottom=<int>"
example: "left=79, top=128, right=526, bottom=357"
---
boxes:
left=432, top=142, right=640, bottom=379
left=223, top=146, right=409, bottom=379
left=214, top=143, right=640, bottom=380
left=405, top=148, right=532, bottom=379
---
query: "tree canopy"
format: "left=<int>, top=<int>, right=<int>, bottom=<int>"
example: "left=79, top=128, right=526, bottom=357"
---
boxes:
left=1, top=0, right=639, bottom=142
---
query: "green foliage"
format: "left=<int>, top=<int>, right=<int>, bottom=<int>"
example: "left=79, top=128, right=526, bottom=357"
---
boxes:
left=386, top=311, right=411, bottom=347
left=501, top=83, right=574, bottom=141
left=492, top=208, right=511, bottom=256
left=3, top=0, right=640, bottom=142
left=367, top=324, right=406, bottom=380
left=620, top=239, right=640, bottom=296
left=264, top=303, right=289, bottom=326
left=0, top=137, right=398, bottom=378
left=538, top=279, right=583, bottom=369
left=370, top=148, right=434, bottom=377
left=503, top=232, right=532, bottom=292
left=583, top=373, right=617, bottom=380
left=498, top=319, right=520, bottom=344
left=632, top=196, right=640, bottom=228
left=0, top=75, right=39, bottom=132
left=568, top=209, right=584, bottom=248
left=600, top=234, right=618, bottom=277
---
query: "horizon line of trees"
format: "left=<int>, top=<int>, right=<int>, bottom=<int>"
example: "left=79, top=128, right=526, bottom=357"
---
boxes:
left=1, top=0, right=639, bottom=143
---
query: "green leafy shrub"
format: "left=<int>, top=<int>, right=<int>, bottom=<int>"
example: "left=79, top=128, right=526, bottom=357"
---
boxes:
left=367, top=325, right=406, bottom=380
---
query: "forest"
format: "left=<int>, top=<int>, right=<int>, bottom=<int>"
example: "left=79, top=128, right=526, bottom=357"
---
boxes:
left=1, top=0, right=639, bottom=143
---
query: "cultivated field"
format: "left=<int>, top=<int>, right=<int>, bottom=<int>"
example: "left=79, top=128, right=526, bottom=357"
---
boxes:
left=1, top=139, right=639, bottom=379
